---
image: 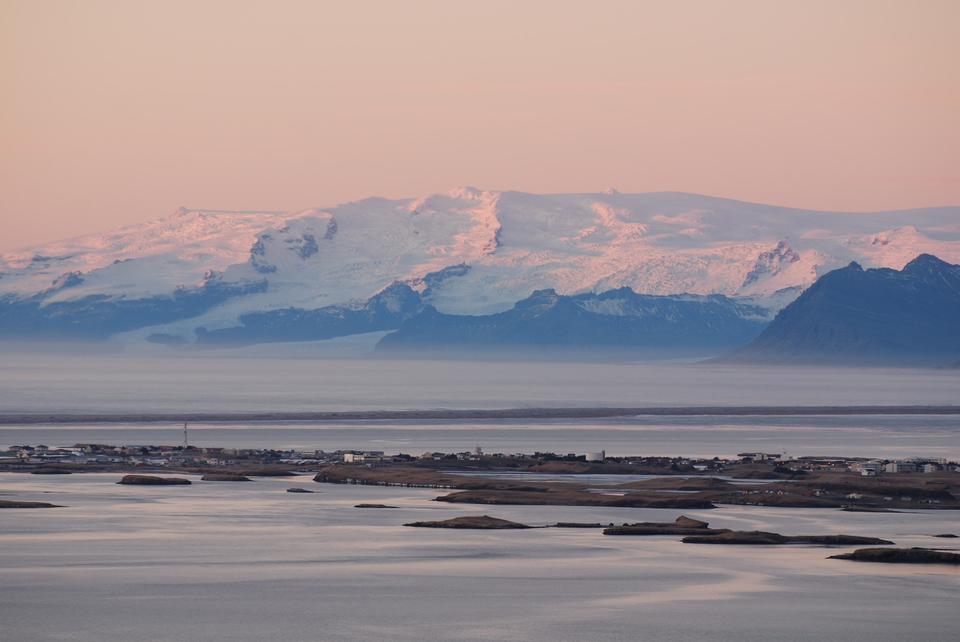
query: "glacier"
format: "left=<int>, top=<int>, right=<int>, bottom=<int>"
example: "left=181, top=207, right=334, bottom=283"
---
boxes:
left=1, top=189, right=959, bottom=345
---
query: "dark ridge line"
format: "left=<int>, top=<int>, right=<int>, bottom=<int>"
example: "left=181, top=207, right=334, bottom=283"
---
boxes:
left=0, top=405, right=958, bottom=425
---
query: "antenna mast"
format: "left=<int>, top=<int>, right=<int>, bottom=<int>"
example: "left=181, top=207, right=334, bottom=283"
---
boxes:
left=183, top=422, right=189, bottom=448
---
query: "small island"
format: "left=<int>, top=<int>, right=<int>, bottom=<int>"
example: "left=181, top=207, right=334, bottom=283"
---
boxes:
left=830, top=548, right=960, bottom=565
left=682, top=531, right=893, bottom=546
left=405, top=515, right=532, bottom=529
left=601, top=517, right=894, bottom=546
left=0, top=499, right=61, bottom=508
left=604, top=515, right=723, bottom=536
left=117, top=474, right=191, bottom=485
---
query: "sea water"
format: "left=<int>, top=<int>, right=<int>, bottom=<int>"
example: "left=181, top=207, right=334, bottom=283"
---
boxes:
left=1, top=472, right=957, bottom=641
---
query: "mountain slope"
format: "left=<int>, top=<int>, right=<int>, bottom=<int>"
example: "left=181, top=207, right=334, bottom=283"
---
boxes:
left=729, top=254, right=960, bottom=366
left=376, top=288, right=768, bottom=355
left=2, top=190, right=959, bottom=343
left=188, top=283, right=424, bottom=346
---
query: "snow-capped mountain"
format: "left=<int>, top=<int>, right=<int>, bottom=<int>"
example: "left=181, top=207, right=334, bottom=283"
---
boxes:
left=2, top=189, right=959, bottom=344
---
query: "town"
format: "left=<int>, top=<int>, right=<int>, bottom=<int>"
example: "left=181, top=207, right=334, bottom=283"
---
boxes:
left=2, top=442, right=956, bottom=477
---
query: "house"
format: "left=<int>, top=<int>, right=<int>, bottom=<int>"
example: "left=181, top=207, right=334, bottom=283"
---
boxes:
left=885, top=461, right=918, bottom=474
left=853, top=460, right=885, bottom=476
left=343, top=451, right=385, bottom=464
left=737, top=452, right=779, bottom=463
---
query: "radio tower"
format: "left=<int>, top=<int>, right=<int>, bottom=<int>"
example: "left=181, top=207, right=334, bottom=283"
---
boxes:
left=182, top=422, right=189, bottom=448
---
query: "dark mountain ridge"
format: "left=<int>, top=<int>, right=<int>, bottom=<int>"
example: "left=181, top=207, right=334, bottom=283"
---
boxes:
left=729, top=254, right=960, bottom=366
left=376, top=287, right=767, bottom=355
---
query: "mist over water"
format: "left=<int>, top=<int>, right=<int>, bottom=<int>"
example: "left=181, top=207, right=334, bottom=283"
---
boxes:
left=3, top=352, right=957, bottom=459
left=1, top=352, right=958, bottom=414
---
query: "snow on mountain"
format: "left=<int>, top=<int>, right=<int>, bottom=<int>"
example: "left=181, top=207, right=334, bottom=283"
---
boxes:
left=2, top=190, right=959, bottom=341
left=0, top=208, right=290, bottom=300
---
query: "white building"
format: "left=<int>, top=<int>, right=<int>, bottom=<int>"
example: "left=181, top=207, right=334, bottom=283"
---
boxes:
left=344, top=451, right=385, bottom=464
left=885, top=461, right=918, bottom=474
left=854, top=461, right=885, bottom=476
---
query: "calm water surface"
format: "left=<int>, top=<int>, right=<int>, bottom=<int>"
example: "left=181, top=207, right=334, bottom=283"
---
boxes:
left=1, top=354, right=958, bottom=413
left=2, top=353, right=958, bottom=458
left=1, top=472, right=957, bottom=641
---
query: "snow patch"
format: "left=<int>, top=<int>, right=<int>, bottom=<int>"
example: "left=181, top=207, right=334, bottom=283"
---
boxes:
left=4, top=192, right=960, bottom=334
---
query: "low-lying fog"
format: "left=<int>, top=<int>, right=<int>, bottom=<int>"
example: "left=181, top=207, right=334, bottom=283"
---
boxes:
left=0, top=349, right=958, bottom=414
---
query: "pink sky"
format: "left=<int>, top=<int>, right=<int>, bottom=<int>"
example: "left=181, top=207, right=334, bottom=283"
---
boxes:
left=2, top=0, right=959, bottom=251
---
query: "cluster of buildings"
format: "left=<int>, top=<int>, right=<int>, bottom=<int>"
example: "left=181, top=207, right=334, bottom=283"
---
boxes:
left=1, top=443, right=336, bottom=468
left=343, top=446, right=489, bottom=464
left=339, top=449, right=733, bottom=473
left=734, top=452, right=956, bottom=476
left=851, top=458, right=951, bottom=476
left=3, top=443, right=956, bottom=477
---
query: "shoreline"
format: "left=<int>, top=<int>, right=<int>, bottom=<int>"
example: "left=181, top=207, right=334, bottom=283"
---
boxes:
left=2, top=404, right=960, bottom=425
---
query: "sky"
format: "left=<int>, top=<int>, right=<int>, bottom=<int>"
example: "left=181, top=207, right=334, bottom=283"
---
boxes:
left=2, top=0, right=959, bottom=251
